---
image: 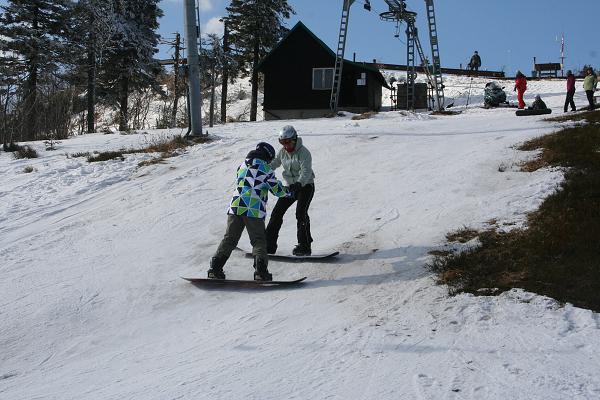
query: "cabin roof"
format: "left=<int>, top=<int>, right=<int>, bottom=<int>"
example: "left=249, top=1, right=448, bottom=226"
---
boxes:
left=257, top=21, right=390, bottom=89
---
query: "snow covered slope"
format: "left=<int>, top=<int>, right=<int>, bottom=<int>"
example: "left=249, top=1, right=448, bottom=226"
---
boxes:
left=1, top=78, right=599, bottom=399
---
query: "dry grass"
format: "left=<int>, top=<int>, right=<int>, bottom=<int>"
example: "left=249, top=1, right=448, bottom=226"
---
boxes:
left=352, top=111, right=378, bottom=120
left=87, top=135, right=212, bottom=164
left=428, top=109, right=600, bottom=311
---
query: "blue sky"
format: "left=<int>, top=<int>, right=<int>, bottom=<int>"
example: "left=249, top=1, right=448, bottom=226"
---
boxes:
left=159, top=0, right=598, bottom=76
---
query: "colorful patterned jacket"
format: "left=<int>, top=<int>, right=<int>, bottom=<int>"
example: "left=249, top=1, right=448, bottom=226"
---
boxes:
left=228, top=157, right=289, bottom=219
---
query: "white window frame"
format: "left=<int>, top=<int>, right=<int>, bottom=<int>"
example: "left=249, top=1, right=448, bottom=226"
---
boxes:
left=312, top=68, right=334, bottom=90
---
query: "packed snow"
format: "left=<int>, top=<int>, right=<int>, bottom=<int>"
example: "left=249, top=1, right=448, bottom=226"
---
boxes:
left=1, top=77, right=599, bottom=400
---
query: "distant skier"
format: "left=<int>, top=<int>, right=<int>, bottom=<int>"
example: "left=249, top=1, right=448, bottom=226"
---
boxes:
left=266, top=125, right=315, bottom=256
left=514, top=71, right=528, bottom=109
left=583, top=67, right=598, bottom=110
left=207, top=142, right=290, bottom=281
left=468, top=51, right=481, bottom=72
left=529, top=95, right=548, bottom=110
left=564, top=70, right=577, bottom=113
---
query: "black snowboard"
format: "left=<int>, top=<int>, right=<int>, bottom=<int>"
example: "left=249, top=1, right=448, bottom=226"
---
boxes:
left=181, top=276, right=307, bottom=287
left=515, top=108, right=552, bottom=116
left=236, top=247, right=339, bottom=261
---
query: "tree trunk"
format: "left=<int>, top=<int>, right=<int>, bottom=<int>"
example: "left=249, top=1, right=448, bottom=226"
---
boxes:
left=25, top=7, right=40, bottom=141
left=118, top=74, right=129, bottom=131
left=86, top=31, right=96, bottom=133
left=24, top=63, right=38, bottom=141
left=209, top=66, right=216, bottom=128
left=250, top=38, right=260, bottom=122
left=220, top=23, right=229, bottom=124
left=170, top=33, right=181, bottom=128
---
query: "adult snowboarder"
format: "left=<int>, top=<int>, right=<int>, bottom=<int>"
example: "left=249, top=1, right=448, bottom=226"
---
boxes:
left=266, top=125, right=315, bottom=256
left=564, top=70, right=577, bottom=113
left=207, top=142, right=290, bottom=281
left=514, top=71, right=528, bottom=109
left=583, top=67, right=598, bottom=110
left=468, top=51, right=481, bottom=72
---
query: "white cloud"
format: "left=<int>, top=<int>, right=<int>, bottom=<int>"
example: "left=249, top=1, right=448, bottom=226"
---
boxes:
left=202, top=17, right=224, bottom=37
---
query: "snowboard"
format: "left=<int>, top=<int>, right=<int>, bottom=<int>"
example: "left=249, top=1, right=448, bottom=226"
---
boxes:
left=236, top=247, right=339, bottom=261
left=181, top=276, right=307, bottom=287
left=515, top=108, right=552, bottom=116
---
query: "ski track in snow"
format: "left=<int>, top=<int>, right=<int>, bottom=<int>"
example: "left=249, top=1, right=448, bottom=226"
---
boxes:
left=2, top=78, right=600, bottom=400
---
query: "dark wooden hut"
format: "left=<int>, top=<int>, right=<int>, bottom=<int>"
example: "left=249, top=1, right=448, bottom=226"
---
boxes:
left=256, top=22, right=390, bottom=120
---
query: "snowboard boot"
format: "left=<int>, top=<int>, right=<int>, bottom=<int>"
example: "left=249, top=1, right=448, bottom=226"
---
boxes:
left=292, top=243, right=311, bottom=256
left=253, top=257, right=272, bottom=281
left=266, top=243, right=278, bottom=255
left=207, top=256, right=226, bottom=279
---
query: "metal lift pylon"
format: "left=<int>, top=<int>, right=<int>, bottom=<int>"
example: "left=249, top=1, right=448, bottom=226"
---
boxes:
left=330, top=0, right=445, bottom=113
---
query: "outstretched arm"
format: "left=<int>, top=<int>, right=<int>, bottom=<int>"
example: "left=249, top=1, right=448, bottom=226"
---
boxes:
left=266, top=171, right=290, bottom=198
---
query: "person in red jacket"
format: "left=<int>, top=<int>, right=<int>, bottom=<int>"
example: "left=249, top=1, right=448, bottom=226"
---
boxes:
left=514, top=71, right=527, bottom=109
left=564, top=70, right=577, bottom=112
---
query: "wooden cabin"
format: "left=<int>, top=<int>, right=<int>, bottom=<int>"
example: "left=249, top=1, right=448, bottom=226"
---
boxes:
left=256, top=22, right=390, bottom=120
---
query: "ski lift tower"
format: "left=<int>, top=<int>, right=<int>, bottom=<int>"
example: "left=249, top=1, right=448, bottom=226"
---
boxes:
left=330, top=0, right=445, bottom=112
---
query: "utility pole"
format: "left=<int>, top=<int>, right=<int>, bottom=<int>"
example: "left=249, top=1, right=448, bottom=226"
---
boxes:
left=560, top=33, right=565, bottom=77
left=183, top=0, right=203, bottom=136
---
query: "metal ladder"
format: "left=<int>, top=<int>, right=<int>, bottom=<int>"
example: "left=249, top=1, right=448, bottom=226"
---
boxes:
left=424, top=0, right=444, bottom=109
left=405, top=21, right=416, bottom=110
left=330, top=0, right=355, bottom=112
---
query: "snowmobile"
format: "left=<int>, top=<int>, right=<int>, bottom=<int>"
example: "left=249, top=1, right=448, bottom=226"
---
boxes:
left=483, top=82, right=508, bottom=108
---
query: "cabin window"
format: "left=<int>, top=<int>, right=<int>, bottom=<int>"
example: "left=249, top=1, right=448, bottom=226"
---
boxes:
left=312, top=68, right=334, bottom=90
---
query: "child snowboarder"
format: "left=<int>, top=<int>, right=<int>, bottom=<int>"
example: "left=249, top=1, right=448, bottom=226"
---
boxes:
left=514, top=71, right=527, bottom=109
left=207, top=142, right=290, bottom=281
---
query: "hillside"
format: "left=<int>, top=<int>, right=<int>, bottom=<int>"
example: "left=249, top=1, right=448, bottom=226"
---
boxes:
left=1, top=77, right=599, bottom=399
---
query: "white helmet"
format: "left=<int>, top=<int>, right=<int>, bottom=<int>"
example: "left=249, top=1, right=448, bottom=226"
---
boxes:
left=278, top=125, right=297, bottom=141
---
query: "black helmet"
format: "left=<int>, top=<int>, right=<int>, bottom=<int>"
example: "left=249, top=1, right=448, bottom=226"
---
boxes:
left=255, top=142, right=276, bottom=163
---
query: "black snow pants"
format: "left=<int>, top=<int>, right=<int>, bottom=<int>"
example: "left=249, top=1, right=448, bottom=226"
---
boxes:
left=564, top=89, right=576, bottom=112
left=266, top=183, right=314, bottom=250
left=586, top=90, right=596, bottom=110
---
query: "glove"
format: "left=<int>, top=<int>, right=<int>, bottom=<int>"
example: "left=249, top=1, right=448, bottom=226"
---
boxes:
left=289, top=182, right=302, bottom=194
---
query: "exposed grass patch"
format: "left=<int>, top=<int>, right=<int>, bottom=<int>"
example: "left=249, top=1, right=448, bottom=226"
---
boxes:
left=23, top=166, right=35, bottom=173
left=88, top=151, right=125, bottom=162
left=352, top=111, right=378, bottom=120
left=138, top=157, right=167, bottom=167
left=70, top=151, right=91, bottom=158
left=87, top=135, right=211, bottom=164
left=13, top=145, right=38, bottom=159
left=428, top=109, right=600, bottom=311
left=445, top=227, right=479, bottom=243
left=431, top=110, right=462, bottom=116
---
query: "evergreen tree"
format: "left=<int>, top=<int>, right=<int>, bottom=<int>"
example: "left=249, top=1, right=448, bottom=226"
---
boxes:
left=0, top=0, right=74, bottom=140
left=68, top=0, right=119, bottom=133
left=97, top=0, right=163, bottom=131
left=224, top=0, right=294, bottom=121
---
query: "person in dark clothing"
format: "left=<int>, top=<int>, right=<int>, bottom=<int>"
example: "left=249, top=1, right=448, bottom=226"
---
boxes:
left=207, top=142, right=290, bottom=281
left=564, top=70, right=577, bottom=112
left=529, top=95, right=548, bottom=110
left=468, top=51, right=481, bottom=72
left=266, top=125, right=315, bottom=256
